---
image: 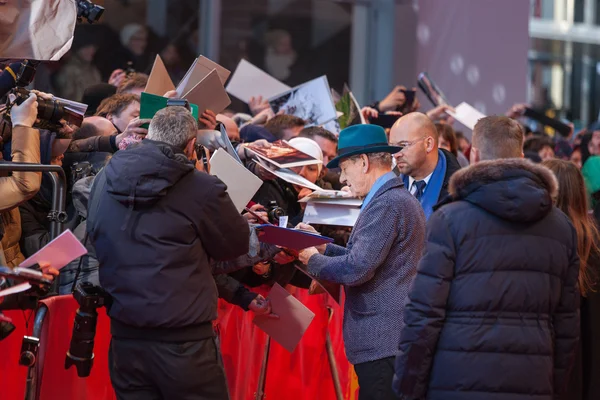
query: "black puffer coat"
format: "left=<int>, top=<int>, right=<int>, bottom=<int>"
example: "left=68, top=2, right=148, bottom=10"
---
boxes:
left=394, top=158, right=580, bottom=400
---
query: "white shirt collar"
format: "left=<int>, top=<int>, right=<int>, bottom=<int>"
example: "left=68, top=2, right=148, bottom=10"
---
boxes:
left=409, top=172, right=433, bottom=194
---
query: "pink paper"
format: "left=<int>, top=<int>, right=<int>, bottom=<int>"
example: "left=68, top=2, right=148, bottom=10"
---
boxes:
left=253, top=283, right=315, bottom=353
left=19, top=230, right=87, bottom=270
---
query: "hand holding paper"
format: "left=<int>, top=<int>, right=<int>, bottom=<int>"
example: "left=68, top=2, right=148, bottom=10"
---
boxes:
left=20, top=230, right=87, bottom=271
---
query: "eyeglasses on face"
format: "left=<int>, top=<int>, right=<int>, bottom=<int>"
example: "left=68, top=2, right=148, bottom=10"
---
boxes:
left=392, top=136, right=429, bottom=152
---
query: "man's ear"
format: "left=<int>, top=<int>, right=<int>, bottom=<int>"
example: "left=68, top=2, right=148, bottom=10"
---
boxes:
left=106, top=113, right=114, bottom=123
left=185, top=137, right=197, bottom=160
left=361, top=154, right=370, bottom=173
left=470, top=146, right=480, bottom=164
left=425, top=136, right=436, bottom=153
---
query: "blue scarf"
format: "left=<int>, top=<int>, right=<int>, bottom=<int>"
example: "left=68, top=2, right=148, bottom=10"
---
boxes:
left=402, top=149, right=447, bottom=220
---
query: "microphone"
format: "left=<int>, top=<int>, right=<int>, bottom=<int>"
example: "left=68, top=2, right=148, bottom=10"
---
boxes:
left=0, top=62, right=22, bottom=99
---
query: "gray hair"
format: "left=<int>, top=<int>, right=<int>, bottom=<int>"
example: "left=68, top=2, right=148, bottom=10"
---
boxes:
left=147, top=107, right=198, bottom=150
left=347, top=152, right=393, bottom=169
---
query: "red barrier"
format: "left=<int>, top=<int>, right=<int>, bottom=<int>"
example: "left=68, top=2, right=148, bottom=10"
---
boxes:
left=218, top=286, right=359, bottom=400
left=0, top=289, right=359, bottom=400
left=0, top=309, right=34, bottom=400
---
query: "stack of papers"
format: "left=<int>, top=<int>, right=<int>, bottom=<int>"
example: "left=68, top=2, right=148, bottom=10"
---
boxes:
left=255, top=225, right=333, bottom=251
left=246, top=140, right=322, bottom=169
left=144, top=54, right=231, bottom=115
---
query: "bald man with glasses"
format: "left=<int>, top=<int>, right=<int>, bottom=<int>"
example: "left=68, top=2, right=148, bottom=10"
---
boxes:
left=389, top=113, right=462, bottom=219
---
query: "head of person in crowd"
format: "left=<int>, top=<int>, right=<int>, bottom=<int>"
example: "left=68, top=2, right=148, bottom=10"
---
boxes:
left=298, top=126, right=338, bottom=166
left=570, top=145, right=583, bottom=169
left=147, top=106, right=198, bottom=159
left=95, top=94, right=140, bottom=133
left=389, top=112, right=439, bottom=180
left=454, top=130, right=470, bottom=154
left=542, top=159, right=600, bottom=296
left=70, top=25, right=98, bottom=64
left=39, top=130, right=69, bottom=167
left=327, top=124, right=400, bottom=199
left=81, top=83, right=117, bottom=116
left=216, top=114, right=240, bottom=142
left=523, top=136, right=555, bottom=161
left=75, top=117, right=119, bottom=140
left=264, top=115, right=305, bottom=141
left=117, top=73, right=149, bottom=96
left=288, top=137, right=323, bottom=185
left=470, top=116, right=524, bottom=163
left=435, top=123, right=458, bottom=157
left=120, top=24, right=148, bottom=57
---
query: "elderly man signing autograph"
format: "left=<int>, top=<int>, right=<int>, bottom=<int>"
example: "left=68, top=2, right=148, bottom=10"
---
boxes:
left=296, top=124, right=426, bottom=400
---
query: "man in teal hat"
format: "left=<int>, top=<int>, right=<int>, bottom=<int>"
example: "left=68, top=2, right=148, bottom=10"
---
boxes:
left=297, top=124, right=426, bottom=400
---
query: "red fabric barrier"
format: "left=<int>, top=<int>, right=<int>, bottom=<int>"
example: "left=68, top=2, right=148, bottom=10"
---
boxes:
left=36, top=295, right=116, bottom=400
left=0, top=309, right=34, bottom=400
left=217, top=286, right=360, bottom=400
left=1, top=289, right=360, bottom=399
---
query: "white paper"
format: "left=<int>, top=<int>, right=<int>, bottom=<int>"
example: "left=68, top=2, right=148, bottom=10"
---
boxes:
left=256, top=160, right=322, bottom=191
left=303, top=202, right=361, bottom=227
left=0, top=0, right=77, bottom=61
left=209, top=149, right=263, bottom=213
left=448, top=102, right=486, bottom=130
left=278, top=215, right=289, bottom=228
left=226, top=59, right=291, bottom=104
left=54, top=96, right=88, bottom=116
left=20, top=229, right=87, bottom=271
left=268, top=76, right=337, bottom=127
left=0, top=282, right=31, bottom=298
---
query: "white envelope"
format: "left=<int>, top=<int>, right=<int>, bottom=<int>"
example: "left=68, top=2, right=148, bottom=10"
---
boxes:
left=20, top=229, right=87, bottom=270
left=226, top=59, right=291, bottom=103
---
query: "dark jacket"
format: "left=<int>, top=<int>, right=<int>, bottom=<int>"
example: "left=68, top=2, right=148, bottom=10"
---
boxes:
left=87, top=140, right=250, bottom=342
left=437, top=148, right=461, bottom=201
left=394, top=159, right=581, bottom=400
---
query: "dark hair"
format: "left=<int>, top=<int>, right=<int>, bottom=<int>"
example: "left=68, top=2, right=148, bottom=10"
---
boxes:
left=95, top=94, right=140, bottom=119
left=542, top=159, right=600, bottom=296
left=298, top=126, right=338, bottom=143
left=435, top=123, right=458, bottom=156
left=117, top=73, right=149, bottom=94
left=264, top=115, right=305, bottom=140
left=523, top=136, right=553, bottom=153
left=472, top=116, right=524, bottom=160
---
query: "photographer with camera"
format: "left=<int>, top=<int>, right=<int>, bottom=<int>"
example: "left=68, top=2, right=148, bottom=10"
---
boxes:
left=0, top=92, right=43, bottom=268
left=87, top=106, right=252, bottom=399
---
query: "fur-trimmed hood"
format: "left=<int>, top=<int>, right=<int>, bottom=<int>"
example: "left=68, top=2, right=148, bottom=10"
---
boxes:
left=447, top=158, right=558, bottom=223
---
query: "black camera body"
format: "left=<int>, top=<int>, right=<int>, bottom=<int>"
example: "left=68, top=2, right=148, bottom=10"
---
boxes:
left=12, top=87, right=67, bottom=131
left=265, top=200, right=286, bottom=225
left=65, top=283, right=110, bottom=378
left=77, top=0, right=104, bottom=24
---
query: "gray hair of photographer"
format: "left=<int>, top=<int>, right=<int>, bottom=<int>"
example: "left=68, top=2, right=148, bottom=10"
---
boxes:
left=146, top=107, right=197, bottom=152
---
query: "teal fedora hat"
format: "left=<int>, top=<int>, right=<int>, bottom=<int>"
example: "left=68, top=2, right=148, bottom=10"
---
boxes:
left=327, top=124, right=402, bottom=169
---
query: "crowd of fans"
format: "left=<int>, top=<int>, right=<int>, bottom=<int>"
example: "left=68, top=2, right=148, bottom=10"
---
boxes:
left=0, top=33, right=599, bottom=399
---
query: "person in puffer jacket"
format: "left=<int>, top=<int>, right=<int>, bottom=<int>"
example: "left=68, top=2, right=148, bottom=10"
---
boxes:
left=394, top=116, right=580, bottom=400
